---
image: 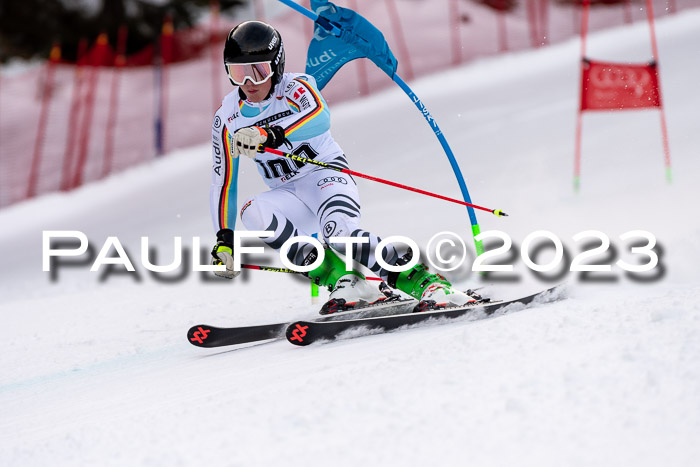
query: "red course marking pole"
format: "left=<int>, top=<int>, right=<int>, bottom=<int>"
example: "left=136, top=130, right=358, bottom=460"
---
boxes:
left=61, top=39, right=87, bottom=191
left=73, top=34, right=108, bottom=189
left=102, top=26, right=128, bottom=179
left=28, top=43, right=61, bottom=199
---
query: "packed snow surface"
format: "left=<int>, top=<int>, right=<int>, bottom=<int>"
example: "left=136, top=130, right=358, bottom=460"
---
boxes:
left=2, top=9, right=700, bottom=467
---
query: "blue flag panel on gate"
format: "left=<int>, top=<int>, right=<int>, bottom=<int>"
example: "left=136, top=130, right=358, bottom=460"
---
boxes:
left=306, top=0, right=398, bottom=90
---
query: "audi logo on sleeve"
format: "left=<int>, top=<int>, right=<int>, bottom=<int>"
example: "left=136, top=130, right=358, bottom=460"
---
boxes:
left=317, top=176, right=347, bottom=186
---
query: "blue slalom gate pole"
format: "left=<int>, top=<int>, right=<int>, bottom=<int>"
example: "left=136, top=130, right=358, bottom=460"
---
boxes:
left=391, top=75, right=483, bottom=253
left=276, top=0, right=486, bottom=255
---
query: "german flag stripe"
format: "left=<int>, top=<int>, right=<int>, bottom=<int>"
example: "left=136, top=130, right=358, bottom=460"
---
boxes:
left=286, top=98, right=300, bottom=113
left=218, top=126, right=233, bottom=228
left=284, top=79, right=324, bottom=137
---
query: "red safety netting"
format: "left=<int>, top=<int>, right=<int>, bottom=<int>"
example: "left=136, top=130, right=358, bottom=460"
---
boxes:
left=0, top=0, right=690, bottom=208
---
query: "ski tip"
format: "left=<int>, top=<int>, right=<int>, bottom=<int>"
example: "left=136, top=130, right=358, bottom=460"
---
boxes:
left=286, top=321, right=313, bottom=346
left=187, top=324, right=214, bottom=347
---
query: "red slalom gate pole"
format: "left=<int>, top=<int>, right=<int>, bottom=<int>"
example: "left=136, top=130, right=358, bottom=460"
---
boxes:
left=645, top=0, right=672, bottom=182
left=263, top=147, right=508, bottom=217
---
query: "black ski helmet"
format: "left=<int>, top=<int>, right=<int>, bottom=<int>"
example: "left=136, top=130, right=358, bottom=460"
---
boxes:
left=223, top=21, right=285, bottom=87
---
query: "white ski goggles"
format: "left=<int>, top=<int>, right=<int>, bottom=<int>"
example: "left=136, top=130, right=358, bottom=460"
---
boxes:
left=226, top=61, right=274, bottom=86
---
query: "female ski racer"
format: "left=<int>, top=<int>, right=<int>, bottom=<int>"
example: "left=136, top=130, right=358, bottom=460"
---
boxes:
left=209, top=21, right=475, bottom=313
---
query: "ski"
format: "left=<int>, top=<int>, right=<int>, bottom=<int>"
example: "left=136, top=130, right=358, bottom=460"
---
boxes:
left=284, top=285, right=565, bottom=346
left=187, top=297, right=416, bottom=348
left=187, top=322, right=287, bottom=348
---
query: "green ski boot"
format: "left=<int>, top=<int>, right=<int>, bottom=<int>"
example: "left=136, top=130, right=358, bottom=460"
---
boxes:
left=387, top=253, right=476, bottom=311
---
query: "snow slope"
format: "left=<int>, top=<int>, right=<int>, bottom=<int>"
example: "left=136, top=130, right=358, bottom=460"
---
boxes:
left=2, top=9, right=700, bottom=467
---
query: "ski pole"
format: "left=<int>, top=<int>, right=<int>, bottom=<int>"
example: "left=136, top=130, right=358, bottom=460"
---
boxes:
left=242, top=263, right=383, bottom=281
left=263, top=147, right=508, bottom=217
left=241, top=264, right=303, bottom=274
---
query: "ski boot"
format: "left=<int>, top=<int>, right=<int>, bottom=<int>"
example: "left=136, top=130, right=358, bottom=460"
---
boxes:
left=320, top=276, right=401, bottom=315
left=304, top=247, right=395, bottom=315
left=387, top=253, right=477, bottom=312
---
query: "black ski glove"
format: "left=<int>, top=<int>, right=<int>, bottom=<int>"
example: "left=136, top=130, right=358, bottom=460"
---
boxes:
left=262, top=125, right=286, bottom=149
